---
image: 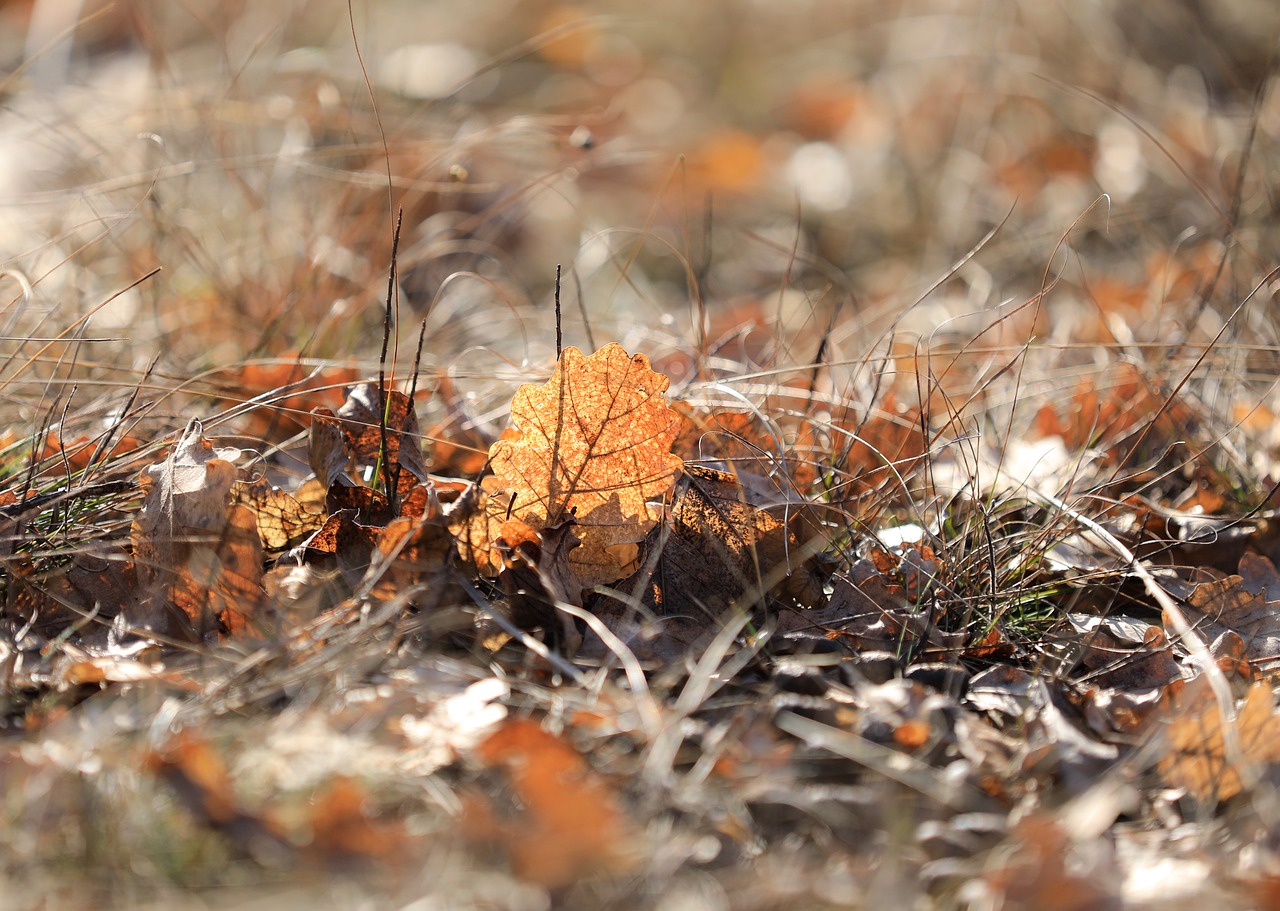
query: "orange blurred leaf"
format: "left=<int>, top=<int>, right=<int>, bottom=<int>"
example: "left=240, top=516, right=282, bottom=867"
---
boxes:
left=1158, top=680, right=1280, bottom=803
left=467, top=719, right=633, bottom=888
left=307, top=776, right=409, bottom=867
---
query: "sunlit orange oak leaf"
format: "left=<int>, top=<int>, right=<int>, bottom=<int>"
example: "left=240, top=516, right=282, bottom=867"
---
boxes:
left=482, top=343, right=683, bottom=589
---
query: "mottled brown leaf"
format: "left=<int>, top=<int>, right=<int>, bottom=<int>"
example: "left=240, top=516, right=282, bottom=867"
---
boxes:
left=308, top=407, right=350, bottom=489
left=232, top=477, right=325, bottom=551
left=1175, top=553, right=1280, bottom=675
left=641, top=466, right=824, bottom=616
left=303, top=510, right=378, bottom=586
left=336, top=383, right=429, bottom=485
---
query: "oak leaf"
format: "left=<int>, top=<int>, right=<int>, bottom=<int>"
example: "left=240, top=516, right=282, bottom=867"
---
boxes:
left=476, top=343, right=683, bottom=589
left=1174, top=552, right=1280, bottom=676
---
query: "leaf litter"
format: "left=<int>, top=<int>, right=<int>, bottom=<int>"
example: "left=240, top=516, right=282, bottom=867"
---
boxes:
left=10, top=336, right=1280, bottom=909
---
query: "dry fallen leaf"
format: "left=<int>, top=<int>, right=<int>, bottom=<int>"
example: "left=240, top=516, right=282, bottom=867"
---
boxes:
left=641, top=465, right=824, bottom=615
left=335, top=382, right=429, bottom=486
left=306, top=776, right=409, bottom=868
left=1158, top=679, right=1280, bottom=803
left=232, top=476, right=326, bottom=551
left=473, top=343, right=683, bottom=590
left=146, top=730, right=291, bottom=863
left=215, top=355, right=359, bottom=442
left=308, top=406, right=351, bottom=489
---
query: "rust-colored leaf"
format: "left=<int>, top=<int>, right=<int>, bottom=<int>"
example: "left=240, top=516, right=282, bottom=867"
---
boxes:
left=832, top=393, right=927, bottom=492
left=146, top=731, right=291, bottom=861
left=335, top=382, right=429, bottom=486
left=4, top=552, right=135, bottom=636
left=492, top=518, right=583, bottom=648
left=38, top=432, right=145, bottom=474
left=214, top=355, right=359, bottom=442
left=306, top=776, right=408, bottom=868
left=363, top=509, right=457, bottom=611
left=302, top=510, right=378, bottom=586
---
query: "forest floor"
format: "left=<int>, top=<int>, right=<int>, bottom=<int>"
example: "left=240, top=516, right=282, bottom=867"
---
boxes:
left=4, top=1, right=1280, bottom=908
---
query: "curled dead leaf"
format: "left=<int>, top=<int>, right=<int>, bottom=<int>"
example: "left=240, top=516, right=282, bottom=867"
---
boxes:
left=131, top=421, right=264, bottom=637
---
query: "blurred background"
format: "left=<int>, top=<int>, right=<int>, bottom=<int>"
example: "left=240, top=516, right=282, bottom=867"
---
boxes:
left=0, top=0, right=1277, bottom=447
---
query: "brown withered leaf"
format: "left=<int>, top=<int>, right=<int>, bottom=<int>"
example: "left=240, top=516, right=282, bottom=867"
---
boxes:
left=491, top=519, right=582, bottom=649
left=831, top=392, right=927, bottom=492
left=984, top=815, right=1117, bottom=911
left=306, top=776, right=409, bottom=869
left=303, top=510, right=378, bottom=587
left=482, top=343, right=682, bottom=589
left=215, top=355, right=359, bottom=443
left=131, top=421, right=264, bottom=636
left=642, top=465, right=824, bottom=616
left=1158, top=680, right=1280, bottom=803
left=232, top=477, right=325, bottom=551
left=5, top=552, right=135, bottom=636
left=1175, top=553, right=1280, bottom=675
left=424, top=376, right=492, bottom=476
left=336, top=383, right=429, bottom=485
left=55, top=642, right=199, bottom=691
left=363, top=508, right=457, bottom=611
left=308, top=407, right=350, bottom=489
left=1079, top=624, right=1180, bottom=692
left=326, top=483, right=395, bottom=527
left=576, top=598, right=723, bottom=663
left=780, top=570, right=918, bottom=649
